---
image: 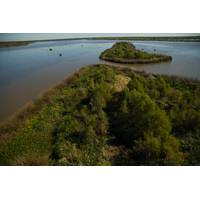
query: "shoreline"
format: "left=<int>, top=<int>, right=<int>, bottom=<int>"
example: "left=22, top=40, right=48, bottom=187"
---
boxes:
left=1, top=36, right=200, bottom=48
left=0, top=41, right=34, bottom=48
left=1, top=64, right=199, bottom=131
left=100, top=54, right=172, bottom=64
left=0, top=68, right=82, bottom=139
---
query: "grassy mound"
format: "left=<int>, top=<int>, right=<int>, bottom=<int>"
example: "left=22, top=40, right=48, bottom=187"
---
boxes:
left=100, top=42, right=172, bottom=64
left=0, top=64, right=200, bottom=166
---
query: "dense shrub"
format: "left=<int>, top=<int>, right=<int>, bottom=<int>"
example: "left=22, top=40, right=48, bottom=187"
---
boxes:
left=0, top=64, right=199, bottom=165
left=108, top=89, right=171, bottom=145
left=132, top=132, right=184, bottom=165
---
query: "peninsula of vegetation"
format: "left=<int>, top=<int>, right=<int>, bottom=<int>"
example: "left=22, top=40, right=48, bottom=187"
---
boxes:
left=100, top=42, right=172, bottom=64
left=0, top=64, right=200, bottom=166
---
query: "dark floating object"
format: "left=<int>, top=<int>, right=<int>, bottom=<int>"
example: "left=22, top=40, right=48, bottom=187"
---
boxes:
left=59, top=53, right=62, bottom=56
left=154, top=49, right=156, bottom=51
left=49, top=48, right=53, bottom=51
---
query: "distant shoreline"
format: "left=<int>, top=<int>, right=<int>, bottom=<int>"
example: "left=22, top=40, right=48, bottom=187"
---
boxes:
left=0, top=41, right=34, bottom=48
left=0, top=36, right=200, bottom=48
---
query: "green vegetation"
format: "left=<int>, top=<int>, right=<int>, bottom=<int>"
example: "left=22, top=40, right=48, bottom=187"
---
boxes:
left=0, top=64, right=200, bottom=165
left=100, top=42, right=172, bottom=64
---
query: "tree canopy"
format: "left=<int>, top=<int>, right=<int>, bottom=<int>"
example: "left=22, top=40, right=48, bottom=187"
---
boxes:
left=0, top=64, right=199, bottom=165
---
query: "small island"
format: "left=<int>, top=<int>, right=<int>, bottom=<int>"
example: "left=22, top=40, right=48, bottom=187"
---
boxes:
left=100, top=42, right=172, bottom=64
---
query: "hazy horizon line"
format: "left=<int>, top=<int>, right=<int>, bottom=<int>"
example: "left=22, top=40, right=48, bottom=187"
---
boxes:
left=0, top=33, right=199, bottom=42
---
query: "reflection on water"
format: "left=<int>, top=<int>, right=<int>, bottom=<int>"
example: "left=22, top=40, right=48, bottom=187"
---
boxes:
left=0, top=40, right=200, bottom=121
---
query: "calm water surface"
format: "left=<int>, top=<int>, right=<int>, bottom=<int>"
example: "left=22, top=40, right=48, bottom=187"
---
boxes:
left=0, top=40, right=200, bottom=121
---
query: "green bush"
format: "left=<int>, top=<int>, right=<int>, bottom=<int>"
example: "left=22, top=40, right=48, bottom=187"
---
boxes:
left=1, top=64, right=199, bottom=165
